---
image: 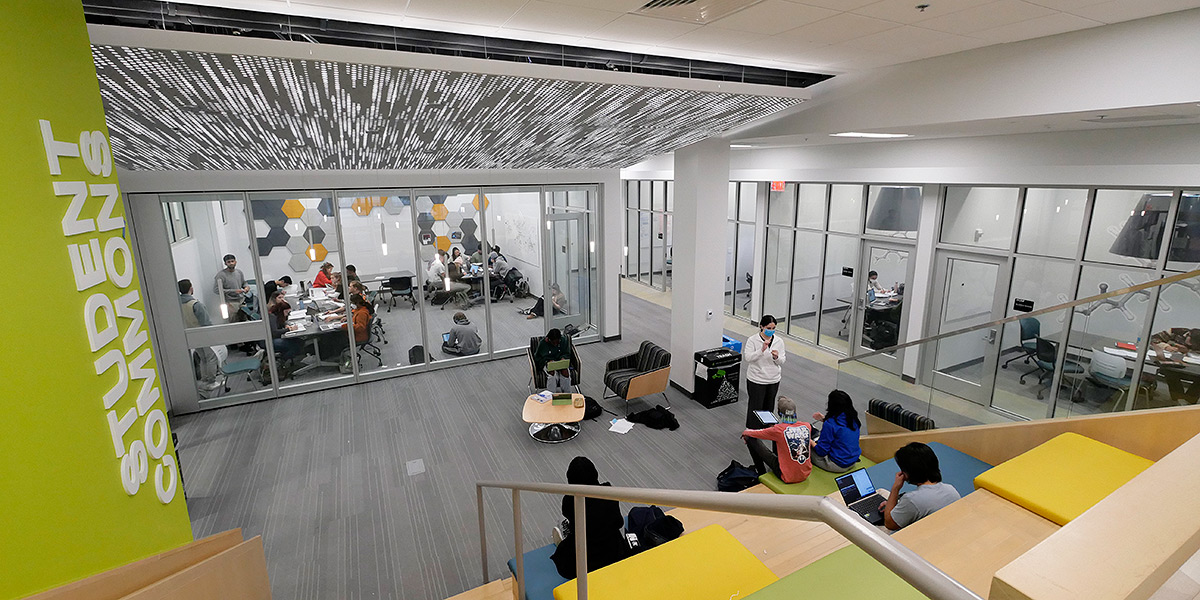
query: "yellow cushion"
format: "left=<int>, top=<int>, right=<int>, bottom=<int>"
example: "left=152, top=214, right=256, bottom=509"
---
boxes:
left=552, top=525, right=777, bottom=600
left=973, top=432, right=1153, bottom=526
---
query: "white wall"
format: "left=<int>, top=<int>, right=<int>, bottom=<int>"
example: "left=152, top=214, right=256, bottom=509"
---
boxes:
left=486, top=190, right=544, bottom=297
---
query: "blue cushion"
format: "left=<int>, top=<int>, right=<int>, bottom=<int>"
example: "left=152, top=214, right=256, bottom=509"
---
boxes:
left=507, top=543, right=568, bottom=600
left=864, top=442, right=993, bottom=498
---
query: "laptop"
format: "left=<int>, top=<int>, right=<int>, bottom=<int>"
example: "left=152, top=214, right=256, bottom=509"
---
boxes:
left=835, top=469, right=886, bottom=526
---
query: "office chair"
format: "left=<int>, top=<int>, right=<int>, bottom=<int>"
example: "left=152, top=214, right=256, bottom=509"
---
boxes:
left=1001, top=317, right=1040, bottom=369
left=1020, top=338, right=1084, bottom=400
left=742, top=273, right=753, bottom=310
left=381, top=276, right=416, bottom=312
left=356, top=316, right=384, bottom=368
left=1087, top=349, right=1153, bottom=411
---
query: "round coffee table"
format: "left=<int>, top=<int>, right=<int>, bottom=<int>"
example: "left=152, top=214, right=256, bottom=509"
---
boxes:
left=522, top=393, right=585, bottom=444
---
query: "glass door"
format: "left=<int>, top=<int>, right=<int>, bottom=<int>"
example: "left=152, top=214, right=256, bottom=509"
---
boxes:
left=545, top=212, right=591, bottom=334
left=927, top=252, right=1009, bottom=404
left=856, top=241, right=915, bottom=372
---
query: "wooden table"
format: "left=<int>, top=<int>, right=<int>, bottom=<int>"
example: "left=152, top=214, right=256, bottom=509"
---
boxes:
left=522, top=393, right=585, bottom=443
left=892, top=489, right=1059, bottom=598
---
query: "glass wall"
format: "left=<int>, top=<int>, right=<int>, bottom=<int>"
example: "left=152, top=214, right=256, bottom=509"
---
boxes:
left=727, top=182, right=758, bottom=319
left=624, top=180, right=672, bottom=290
left=135, top=184, right=602, bottom=412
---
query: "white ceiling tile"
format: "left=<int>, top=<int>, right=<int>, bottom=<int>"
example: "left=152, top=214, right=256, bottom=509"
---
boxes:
left=489, top=28, right=584, bottom=46
left=1067, top=0, right=1200, bottom=24
left=794, top=0, right=878, bottom=11
left=708, top=0, right=839, bottom=34
left=898, top=34, right=994, bottom=59
left=972, top=11, right=1103, bottom=42
left=585, top=14, right=702, bottom=45
left=500, top=1, right=623, bottom=37
left=292, top=0, right=407, bottom=16
left=917, top=0, right=1059, bottom=33
left=543, top=0, right=650, bottom=11
left=775, top=12, right=901, bottom=45
left=1022, top=0, right=1108, bottom=10
left=659, top=26, right=759, bottom=53
left=398, top=16, right=501, bottom=37
left=837, top=25, right=960, bottom=57
left=731, top=34, right=826, bottom=62
left=852, top=0, right=995, bottom=24
left=404, top=0, right=529, bottom=26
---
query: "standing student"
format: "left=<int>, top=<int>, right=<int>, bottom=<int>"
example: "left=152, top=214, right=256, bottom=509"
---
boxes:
left=810, top=390, right=862, bottom=473
left=880, top=442, right=961, bottom=531
left=212, top=254, right=249, bottom=322
left=740, top=397, right=813, bottom=484
left=178, top=279, right=212, bottom=327
left=743, top=314, right=786, bottom=428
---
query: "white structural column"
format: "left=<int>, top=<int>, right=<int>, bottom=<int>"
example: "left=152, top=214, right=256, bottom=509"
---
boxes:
left=670, top=139, right=731, bottom=393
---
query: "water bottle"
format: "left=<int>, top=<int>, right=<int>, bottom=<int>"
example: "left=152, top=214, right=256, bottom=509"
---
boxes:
left=868, top=288, right=876, bottom=303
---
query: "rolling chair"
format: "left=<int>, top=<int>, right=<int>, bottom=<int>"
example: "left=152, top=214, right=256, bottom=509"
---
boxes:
left=1087, top=349, right=1153, bottom=411
left=380, top=276, right=417, bottom=312
left=1001, top=317, right=1040, bottom=370
left=356, top=316, right=384, bottom=368
left=1020, top=338, right=1084, bottom=400
left=603, top=341, right=671, bottom=415
left=527, top=335, right=581, bottom=394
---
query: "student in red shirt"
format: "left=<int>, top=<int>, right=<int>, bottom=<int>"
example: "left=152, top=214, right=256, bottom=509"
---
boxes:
left=740, top=396, right=813, bottom=484
left=313, top=262, right=334, bottom=288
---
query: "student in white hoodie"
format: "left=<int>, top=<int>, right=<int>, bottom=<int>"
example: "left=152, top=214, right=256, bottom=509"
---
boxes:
left=743, top=314, right=787, bottom=428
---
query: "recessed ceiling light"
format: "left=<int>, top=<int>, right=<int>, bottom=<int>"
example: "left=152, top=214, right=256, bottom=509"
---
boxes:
left=731, top=144, right=753, bottom=148
left=830, top=132, right=912, bottom=139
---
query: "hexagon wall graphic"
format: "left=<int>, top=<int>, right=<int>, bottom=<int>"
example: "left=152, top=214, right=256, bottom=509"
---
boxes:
left=304, top=225, right=326, bottom=245
left=256, top=237, right=276, bottom=257
left=460, top=218, right=478, bottom=237
left=473, top=195, right=490, bottom=211
left=431, top=221, right=450, bottom=237
left=317, top=198, right=335, bottom=216
left=351, top=198, right=374, bottom=216
left=289, top=252, right=314, bottom=272
left=445, top=211, right=464, bottom=228
left=383, top=196, right=408, bottom=215
left=463, top=233, right=481, bottom=254
left=301, top=209, right=327, bottom=227
left=415, top=196, right=435, bottom=213
left=300, top=197, right=320, bottom=209
left=435, top=236, right=452, bottom=252
left=416, top=212, right=435, bottom=230
left=254, top=200, right=288, bottom=227
left=285, top=218, right=306, bottom=236
left=281, top=199, right=305, bottom=219
left=253, top=220, right=270, bottom=238
left=286, top=235, right=308, bottom=254
left=431, top=204, right=449, bottom=221
left=265, top=225, right=289, bottom=249
left=306, top=243, right=328, bottom=262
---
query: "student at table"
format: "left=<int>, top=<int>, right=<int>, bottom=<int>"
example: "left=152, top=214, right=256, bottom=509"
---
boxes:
left=320, top=293, right=371, bottom=359
left=267, top=291, right=304, bottom=367
left=881, top=442, right=961, bottom=531
left=867, top=270, right=889, bottom=294
left=442, top=311, right=481, bottom=356
left=1150, top=327, right=1200, bottom=403
left=469, top=248, right=484, bottom=265
left=262, top=275, right=293, bottom=299
left=344, top=264, right=360, bottom=284
left=427, top=250, right=448, bottom=288
left=313, top=262, right=335, bottom=288
left=810, top=390, right=862, bottom=474
left=741, top=396, right=813, bottom=484
left=178, top=279, right=212, bottom=328
left=445, top=260, right=471, bottom=295
left=450, top=247, right=464, bottom=266
left=534, top=328, right=575, bottom=393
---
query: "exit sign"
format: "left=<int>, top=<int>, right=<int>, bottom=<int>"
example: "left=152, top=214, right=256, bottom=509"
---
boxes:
left=770, top=181, right=785, bottom=192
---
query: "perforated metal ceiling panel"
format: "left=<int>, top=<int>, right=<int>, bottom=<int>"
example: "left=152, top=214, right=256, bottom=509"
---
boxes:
left=91, top=45, right=800, bottom=171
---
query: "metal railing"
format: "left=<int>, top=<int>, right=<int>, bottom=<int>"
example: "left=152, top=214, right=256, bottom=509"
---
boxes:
left=476, top=480, right=983, bottom=600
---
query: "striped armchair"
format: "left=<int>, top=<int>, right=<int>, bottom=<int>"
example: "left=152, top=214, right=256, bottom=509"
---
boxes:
left=603, top=341, right=671, bottom=415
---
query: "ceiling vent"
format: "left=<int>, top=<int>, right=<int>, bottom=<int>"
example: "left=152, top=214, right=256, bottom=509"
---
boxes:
left=634, top=0, right=764, bottom=24
left=1081, top=114, right=1194, bottom=124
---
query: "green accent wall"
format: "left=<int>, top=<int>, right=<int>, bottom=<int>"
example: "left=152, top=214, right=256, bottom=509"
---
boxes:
left=0, top=2, right=193, bottom=598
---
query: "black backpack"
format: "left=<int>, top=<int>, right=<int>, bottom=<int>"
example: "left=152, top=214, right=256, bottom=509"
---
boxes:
left=717, top=460, right=759, bottom=492
left=627, top=405, right=679, bottom=430
left=408, top=345, right=430, bottom=365
left=643, top=515, right=684, bottom=548
left=626, top=505, right=666, bottom=540
left=583, top=396, right=603, bottom=420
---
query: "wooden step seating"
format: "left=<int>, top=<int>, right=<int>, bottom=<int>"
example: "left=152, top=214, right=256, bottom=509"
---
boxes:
left=864, top=441, right=994, bottom=498
left=757, top=456, right=876, bottom=495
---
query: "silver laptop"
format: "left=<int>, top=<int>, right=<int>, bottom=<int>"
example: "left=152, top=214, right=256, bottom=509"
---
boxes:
left=835, top=469, right=885, bottom=526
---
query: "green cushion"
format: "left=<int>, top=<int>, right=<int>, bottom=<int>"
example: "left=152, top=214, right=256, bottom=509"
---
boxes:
left=758, top=457, right=876, bottom=496
left=747, top=546, right=926, bottom=599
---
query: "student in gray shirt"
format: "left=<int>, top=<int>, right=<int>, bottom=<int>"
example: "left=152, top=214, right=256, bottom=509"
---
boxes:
left=881, top=442, right=961, bottom=530
left=442, top=311, right=482, bottom=356
left=213, top=254, right=249, bottom=309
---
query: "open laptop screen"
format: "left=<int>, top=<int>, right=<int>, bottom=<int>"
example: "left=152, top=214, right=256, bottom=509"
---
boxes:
left=835, top=469, right=876, bottom=504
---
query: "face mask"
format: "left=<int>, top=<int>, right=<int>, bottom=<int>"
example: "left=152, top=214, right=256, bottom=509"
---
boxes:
left=763, top=329, right=775, bottom=337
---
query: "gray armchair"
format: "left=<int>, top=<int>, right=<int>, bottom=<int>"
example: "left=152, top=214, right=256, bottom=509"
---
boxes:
left=603, top=341, right=671, bottom=415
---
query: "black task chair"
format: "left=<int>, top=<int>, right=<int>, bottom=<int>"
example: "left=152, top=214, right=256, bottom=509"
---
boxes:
left=381, top=276, right=417, bottom=312
left=527, top=335, right=581, bottom=394
left=742, top=273, right=753, bottom=310
left=356, top=316, right=384, bottom=368
left=1020, top=337, right=1084, bottom=400
left=1001, top=317, right=1041, bottom=370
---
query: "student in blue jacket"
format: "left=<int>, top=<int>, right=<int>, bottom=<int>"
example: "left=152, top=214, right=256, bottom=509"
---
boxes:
left=810, top=390, right=862, bottom=473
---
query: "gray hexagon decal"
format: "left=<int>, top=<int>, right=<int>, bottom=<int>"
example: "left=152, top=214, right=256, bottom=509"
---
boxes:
left=384, top=196, right=408, bottom=215
left=304, top=225, right=327, bottom=245
left=460, top=218, right=478, bottom=237
left=432, top=221, right=449, bottom=237
left=415, top=196, right=435, bottom=213
left=266, top=225, right=289, bottom=249
left=289, top=252, right=314, bottom=272
left=301, top=208, right=327, bottom=227
left=253, top=219, right=270, bottom=238
left=284, top=218, right=306, bottom=237
left=445, top=211, right=465, bottom=228
left=286, top=235, right=308, bottom=254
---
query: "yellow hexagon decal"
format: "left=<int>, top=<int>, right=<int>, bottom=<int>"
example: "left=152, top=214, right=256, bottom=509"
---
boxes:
left=372, top=196, right=387, bottom=207
left=435, top=236, right=452, bottom=252
left=305, top=243, right=328, bottom=262
left=473, top=194, right=490, bottom=211
left=352, top=198, right=374, bottom=216
left=431, top=204, right=449, bottom=220
left=282, top=199, right=305, bottom=219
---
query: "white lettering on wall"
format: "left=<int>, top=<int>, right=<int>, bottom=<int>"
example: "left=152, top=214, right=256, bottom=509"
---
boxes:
left=68, top=239, right=106, bottom=291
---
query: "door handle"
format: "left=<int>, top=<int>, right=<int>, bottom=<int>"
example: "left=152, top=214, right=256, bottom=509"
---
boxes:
left=982, top=329, right=997, bottom=344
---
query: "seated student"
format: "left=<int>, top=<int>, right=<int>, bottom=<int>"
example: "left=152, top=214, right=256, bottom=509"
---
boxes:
left=526, top=283, right=566, bottom=320
left=349, top=281, right=376, bottom=313
left=444, top=260, right=471, bottom=296
left=469, top=247, right=484, bottom=265
left=810, top=390, right=862, bottom=474
left=534, top=328, right=575, bottom=393
left=442, top=311, right=482, bottom=356
left=313, top=262, right=335, bottom=288
left=344, top=264, right=360, bottom=284
left=262, top=275, right=294, bottom=299
left=550, top=457, right=629, bottom=579
left=319, top=293, right=371, bottom=359
left=740, top=397, right=813, bottom=484
left=266, top=292, right=304, bottom=367
left=880, top=442, right=961, bottom=531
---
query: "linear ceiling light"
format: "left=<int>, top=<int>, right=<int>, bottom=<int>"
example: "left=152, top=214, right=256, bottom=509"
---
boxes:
left=830, top=132, right=912, bottom=139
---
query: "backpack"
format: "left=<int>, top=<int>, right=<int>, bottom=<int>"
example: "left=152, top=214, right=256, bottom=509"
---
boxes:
left=408, top=345, right=428, bottom=365
left=583, top=397, right=603, bottom=420
left=626, top=505, right=666, bottom=540
left=717, top=460, right=759, bottom=492
left=643, top=515, right=684, bottom=548
left=627, top=405, right=679, bottom=430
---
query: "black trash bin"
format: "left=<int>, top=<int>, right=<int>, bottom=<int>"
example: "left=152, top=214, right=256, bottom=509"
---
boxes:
left=693, top=348, right=741, bottom=408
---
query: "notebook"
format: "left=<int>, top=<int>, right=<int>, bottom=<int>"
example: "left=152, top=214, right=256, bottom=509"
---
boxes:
left=545, top=358, right=570, bottom=372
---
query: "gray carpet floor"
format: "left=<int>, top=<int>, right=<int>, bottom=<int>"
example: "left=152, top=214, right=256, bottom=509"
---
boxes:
left=173, top=292, right=840, bottom=600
